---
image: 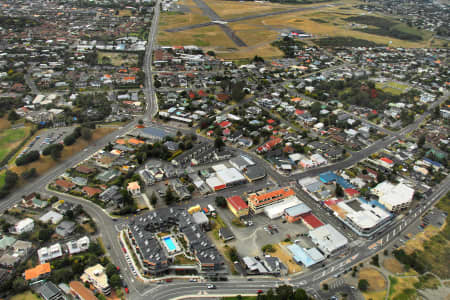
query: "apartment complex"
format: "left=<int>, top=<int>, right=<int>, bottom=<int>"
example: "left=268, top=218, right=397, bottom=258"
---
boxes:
left=247, top=187, right=295, bottom=214
left=81, top=264, right=111, bottom=295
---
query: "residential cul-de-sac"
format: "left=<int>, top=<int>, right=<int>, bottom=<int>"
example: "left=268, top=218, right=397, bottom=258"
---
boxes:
left=0, top=0, right=448, bottom=299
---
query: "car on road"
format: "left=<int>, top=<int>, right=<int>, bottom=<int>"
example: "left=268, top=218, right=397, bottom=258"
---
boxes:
left=207, top=284, right=216, bottom=289
left=124, top=287, right=129, bottom=294
left=257, top=290, right=263, bottom=294
left=189, top=278, right=197, bottom=282
left=165, top=279, right=172, bottom=283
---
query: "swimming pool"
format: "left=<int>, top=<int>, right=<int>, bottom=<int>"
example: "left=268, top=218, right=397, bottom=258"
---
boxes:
left=163, top=236, right=177, bottom=252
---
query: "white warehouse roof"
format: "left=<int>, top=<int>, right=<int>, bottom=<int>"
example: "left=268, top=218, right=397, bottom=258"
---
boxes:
left=264, top=196, right=301, bottom=219
left=309, top=224, right=348, bottom=255
left=216, top=167, right=246, bottom=185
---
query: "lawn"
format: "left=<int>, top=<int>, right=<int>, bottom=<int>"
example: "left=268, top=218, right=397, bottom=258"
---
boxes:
left=0, top=171, right=5, bottom=189
left=358, top=268, right=387, bottom=291
left=10, top=291, right=40, bottom=300
left=0, top=127, right=31, bottom=162
left=10, top=127, right=116, bottom=180
left=97, top=51, right=138, bottom=67
left=389, top=276, right=418, bottom=300
left=206, top=0, right=297, bottom=19
left=173, top=254, right=196, bottom=265
left=376, top=81, right=409, bottom=96
left=158, top=25, right=236, bottom=48
left=383, top=257, right=404, bottom=275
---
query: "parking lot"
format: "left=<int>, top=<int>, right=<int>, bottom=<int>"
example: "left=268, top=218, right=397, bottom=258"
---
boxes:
left=217, top=206, right=314, bottom=257
left=23, top=127, right=75, bottom=156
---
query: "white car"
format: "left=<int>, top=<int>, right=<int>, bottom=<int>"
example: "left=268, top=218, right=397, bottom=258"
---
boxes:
left=207, top=284, right=216, bottom=289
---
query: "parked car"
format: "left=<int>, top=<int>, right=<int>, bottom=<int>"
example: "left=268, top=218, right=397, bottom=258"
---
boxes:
left=207, top=284, right=216, bottom=289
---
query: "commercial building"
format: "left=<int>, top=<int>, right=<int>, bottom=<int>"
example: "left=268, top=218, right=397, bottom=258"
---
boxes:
left=137, top=127, right=174, bottom=141
left=264, top=196, right=301, bottom=219
left=81, top=264, right=111, bottom=295
left=287, top=244, right=325, bottom=267
left=12, top=218, right=34, bottom=235
left=325, top=198, right=392, bottom=236
left=244, top=165, right=266, bottom=182
left=372, top=181, right=415, bottom=212
left=206, top=166, right=247, bottom=191
left=308, top=224, right=348, bottom=256
left=247, top=187, right=295, bottom=214
left=284, top=203, right=312, bottom=223
left=226, top=195, right=249, bottom=217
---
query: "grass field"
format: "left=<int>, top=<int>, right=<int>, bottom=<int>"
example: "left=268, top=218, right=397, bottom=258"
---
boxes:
left=389, top=276, right=418, bottom=299
left=206, top=0, right=297, bottom=19
left=0, top=127, right=30, bottom=162
left=402, top=224, right=441, bottom=254
left=383, top=257, right=404, bottom=275
left=359, top=268, right=387, bottom=291
left=158, top=25, right=236, bottom=48
left=0, top=116, right=11, bottom=130
left=98, top=51, right=138, bottom=67
left=10, top=127, right=116, bottom=181
left=376, top=81, right=410, bottom=95
left=11, top=291, right=40, bottom=300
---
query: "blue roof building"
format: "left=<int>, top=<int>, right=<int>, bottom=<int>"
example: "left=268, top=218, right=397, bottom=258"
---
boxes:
left=287, top=244, right=325, bottom=267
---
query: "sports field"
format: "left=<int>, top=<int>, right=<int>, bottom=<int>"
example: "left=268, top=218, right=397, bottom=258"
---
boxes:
left=0, top=127, right=30, bottom=163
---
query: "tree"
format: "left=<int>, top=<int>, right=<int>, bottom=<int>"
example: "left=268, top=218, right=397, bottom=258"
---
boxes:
left=12, top=277, right=28, bottom=293
left=106, top=263, right=118, bottom=277
left=335, top=184, right=344, bottom=197
left=64, top=134, right=76, bottom=146
left=358, top=279, right=369, bottom=292
left=150, top=192, right=158, bottom=206
left=371, top=254, right=380, bottom=267
left=3, top=170, right=18, bottom=190
left=215, top=196, right=227, bottom=208
left=8, top=110, right=19, bottom=122
left=109, top=274, right=122, bottom=288
left=43, top=144, right=63, bottom=156
left=38, top=228, right=53, bottom=242
left=294, top=288, right=309, bottom=300
left=81, top=127, right=92, bottom=140
left=16, top=150, right=40, bottom=166
left=21, top=168, right=37, bottom=180
left=418, top=135, right=426, bottom=148
left=310, top=102, right=322, bottom=117
left=164, top=186, right=176, bottom=205
left=231, top=81, right=246, bottom=102
left=206, top=50, right=216, bottom=57
left=50, top=147, right=62, bottom=161
left=154, top=79, right=161, bottom=88
left=214, top=137, right=225, bottom=150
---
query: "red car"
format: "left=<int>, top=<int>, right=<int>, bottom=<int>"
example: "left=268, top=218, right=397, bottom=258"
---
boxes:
left=122, top=247, right=126, bottom=253
left=165, top=279, right=173, bottom=283
left=116, top=266, right=120, bottom=271
left=257, top=290, right=263, bottom=294
left=124, top=287, right=129, bottom=294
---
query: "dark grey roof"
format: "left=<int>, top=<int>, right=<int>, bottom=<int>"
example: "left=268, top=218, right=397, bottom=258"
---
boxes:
left=37, top=281, right=62, bottom=300
left=245, top=165, right=266, bottom=181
